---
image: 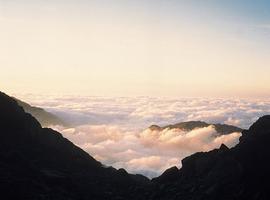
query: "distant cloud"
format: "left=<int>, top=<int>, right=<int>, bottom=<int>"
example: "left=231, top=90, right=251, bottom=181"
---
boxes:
left=21, top=95, right=270, bottom=129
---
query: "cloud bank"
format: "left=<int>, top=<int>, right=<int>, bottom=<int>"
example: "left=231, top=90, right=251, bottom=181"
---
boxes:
left=19, top=95, right=270, bottom=129
left=52, top=124, right=241, bottom=178
left=17, top=94, right=270, bottom=177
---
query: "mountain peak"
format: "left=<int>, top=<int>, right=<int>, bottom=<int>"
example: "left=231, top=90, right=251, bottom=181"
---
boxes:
left=149, top=125, right=162, bottom=131
left=248, top=115, right=270, bottom=134
left=219, top=143, right=229, bottom=151
left=148, top=121, right=242, bottom=135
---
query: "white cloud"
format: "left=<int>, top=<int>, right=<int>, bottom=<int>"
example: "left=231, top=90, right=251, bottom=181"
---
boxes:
left=140, top=126, right=240, bottom=152
left=52, top=124, right=241, bottom=178
left=16, top=94, right=270, bottom=177
left=18, top=94, right=270, bottom=129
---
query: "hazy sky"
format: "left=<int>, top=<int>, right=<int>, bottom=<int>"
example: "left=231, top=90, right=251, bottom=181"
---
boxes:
left=1, top=0, right=270, bottom=97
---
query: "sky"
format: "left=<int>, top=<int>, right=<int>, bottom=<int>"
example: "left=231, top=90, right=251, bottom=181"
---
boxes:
left=1, top=0, right=270, bottom=97
left=2, top=0, right=270, bottom=177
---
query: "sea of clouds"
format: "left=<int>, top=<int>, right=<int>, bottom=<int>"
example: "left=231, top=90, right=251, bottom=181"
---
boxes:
left=18, top=94, right=270, bottom=178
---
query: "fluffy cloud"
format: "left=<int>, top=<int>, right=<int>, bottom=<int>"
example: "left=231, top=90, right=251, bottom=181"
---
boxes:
left=140, top=126, right=241, bottom=152
left=18, top=94, right=270, bottom=129
left=17, top=94, right=270, bottom=177
left=52, top=124, right=241, bottom=178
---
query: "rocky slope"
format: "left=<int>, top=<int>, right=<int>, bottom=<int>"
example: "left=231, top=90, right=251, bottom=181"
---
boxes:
left=151, top=116, right=270, bottom=200
left=0, top=92, right=149, bottom=200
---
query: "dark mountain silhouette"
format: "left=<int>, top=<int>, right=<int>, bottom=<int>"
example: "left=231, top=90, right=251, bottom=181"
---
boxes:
left=14, top=98, right=67, bottom=127
left=149, top=121, right=243, bottom=135
left=0, top=92, right=149, bottom=200
left=1, top=91, right=270, bottom=199
left=151, top=116, right=270, bottom=200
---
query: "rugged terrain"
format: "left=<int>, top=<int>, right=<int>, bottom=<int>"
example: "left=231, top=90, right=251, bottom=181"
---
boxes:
left=1, top=91, right=270, bottom=200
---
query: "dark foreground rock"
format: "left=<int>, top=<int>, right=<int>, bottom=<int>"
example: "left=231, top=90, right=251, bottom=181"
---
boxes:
left=151, top=116, right=270, bottom=200
left=0, top=92, right=150, bottom=200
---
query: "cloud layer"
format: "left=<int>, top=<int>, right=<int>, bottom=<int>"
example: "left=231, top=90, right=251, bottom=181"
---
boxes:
left=51, top=124, right=241, bottom=178
left=17, top=94, right=270, bottom=177
left=19, top=94, right=270, bottom=129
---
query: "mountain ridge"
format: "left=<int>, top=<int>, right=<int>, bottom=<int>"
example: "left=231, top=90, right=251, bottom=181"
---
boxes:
left=0, top=91, right=150, bottom=200
left=149, top=121, right=243, bottom=135
left=14, top=97, right=67, bottom=127
left=150, top=116, right=270, bottom=199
